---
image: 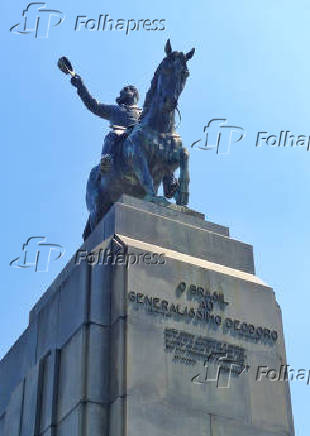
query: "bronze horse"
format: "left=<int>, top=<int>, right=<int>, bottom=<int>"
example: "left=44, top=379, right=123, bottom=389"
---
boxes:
left=60, top=40, right=195, bottom=239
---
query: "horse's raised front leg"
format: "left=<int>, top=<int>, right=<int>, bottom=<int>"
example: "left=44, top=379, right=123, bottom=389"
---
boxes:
left=175, top=148, right=190, bottom=206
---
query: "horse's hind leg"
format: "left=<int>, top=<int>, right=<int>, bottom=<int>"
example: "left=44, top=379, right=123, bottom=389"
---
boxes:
left=83, top=218, right=91, bottom=240
left=176, top=148, right=190, bottom=206
left=163, top=172, right=178, bottom=198
left=85, top=165, right=105, bottom=233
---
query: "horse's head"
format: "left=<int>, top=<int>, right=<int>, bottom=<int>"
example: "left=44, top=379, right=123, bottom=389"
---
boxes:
left=141, top=40, right=195, bottom=131
left=156, top=39, right=195, bottom=111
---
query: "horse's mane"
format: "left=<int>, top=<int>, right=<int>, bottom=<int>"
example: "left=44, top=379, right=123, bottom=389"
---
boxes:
left=140, top=58, right=165, bottom=120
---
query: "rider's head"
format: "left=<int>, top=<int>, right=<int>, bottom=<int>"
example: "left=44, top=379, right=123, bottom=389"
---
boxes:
left=116, top=85, right=139, bottom=106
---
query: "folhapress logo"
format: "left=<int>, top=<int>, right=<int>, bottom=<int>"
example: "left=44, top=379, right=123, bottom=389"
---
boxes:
left=10, top=236, right=65, bottom=272
left=191, top=119, right=246, bottom=155
left=10, top=2, right=64, bottom=38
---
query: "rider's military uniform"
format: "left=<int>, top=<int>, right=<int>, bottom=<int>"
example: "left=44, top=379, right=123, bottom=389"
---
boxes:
left=72, top=75, right=141, bottom=169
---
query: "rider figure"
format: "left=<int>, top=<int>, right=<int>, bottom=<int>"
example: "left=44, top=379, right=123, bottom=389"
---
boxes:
left=71, top=75, right=141, bottom=172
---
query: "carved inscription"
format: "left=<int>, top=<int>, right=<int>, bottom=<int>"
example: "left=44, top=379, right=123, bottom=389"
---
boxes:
left=164, top=328, right=247, bottom=373
left=128, top=289, right=278, bottom=343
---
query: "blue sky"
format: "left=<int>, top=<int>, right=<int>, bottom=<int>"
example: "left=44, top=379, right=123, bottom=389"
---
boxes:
left=1, top=0, right=310, bottom=433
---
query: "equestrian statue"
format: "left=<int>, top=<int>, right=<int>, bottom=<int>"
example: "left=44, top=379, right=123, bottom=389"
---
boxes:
left=58, top=39, right=195, bottom=239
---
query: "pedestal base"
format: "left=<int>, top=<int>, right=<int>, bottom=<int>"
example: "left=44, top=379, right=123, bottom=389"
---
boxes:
left=0, top=196, right=294, bottom=436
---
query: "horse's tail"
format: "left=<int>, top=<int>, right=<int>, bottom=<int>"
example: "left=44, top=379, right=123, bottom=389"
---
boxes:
left=86, top=165, right=101, bottom=212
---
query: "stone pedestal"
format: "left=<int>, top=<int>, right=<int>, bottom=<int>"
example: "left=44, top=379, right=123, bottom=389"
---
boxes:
left=0, top=195, right=295, bottom=436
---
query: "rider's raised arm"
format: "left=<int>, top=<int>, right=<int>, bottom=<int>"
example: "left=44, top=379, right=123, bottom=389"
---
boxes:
left=71, top=75, right=113, bottom=120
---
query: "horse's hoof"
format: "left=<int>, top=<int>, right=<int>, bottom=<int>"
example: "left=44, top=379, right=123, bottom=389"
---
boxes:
left=156, top=196, right=170, bottom=205
left=143, top=195, right=170, bottom=206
